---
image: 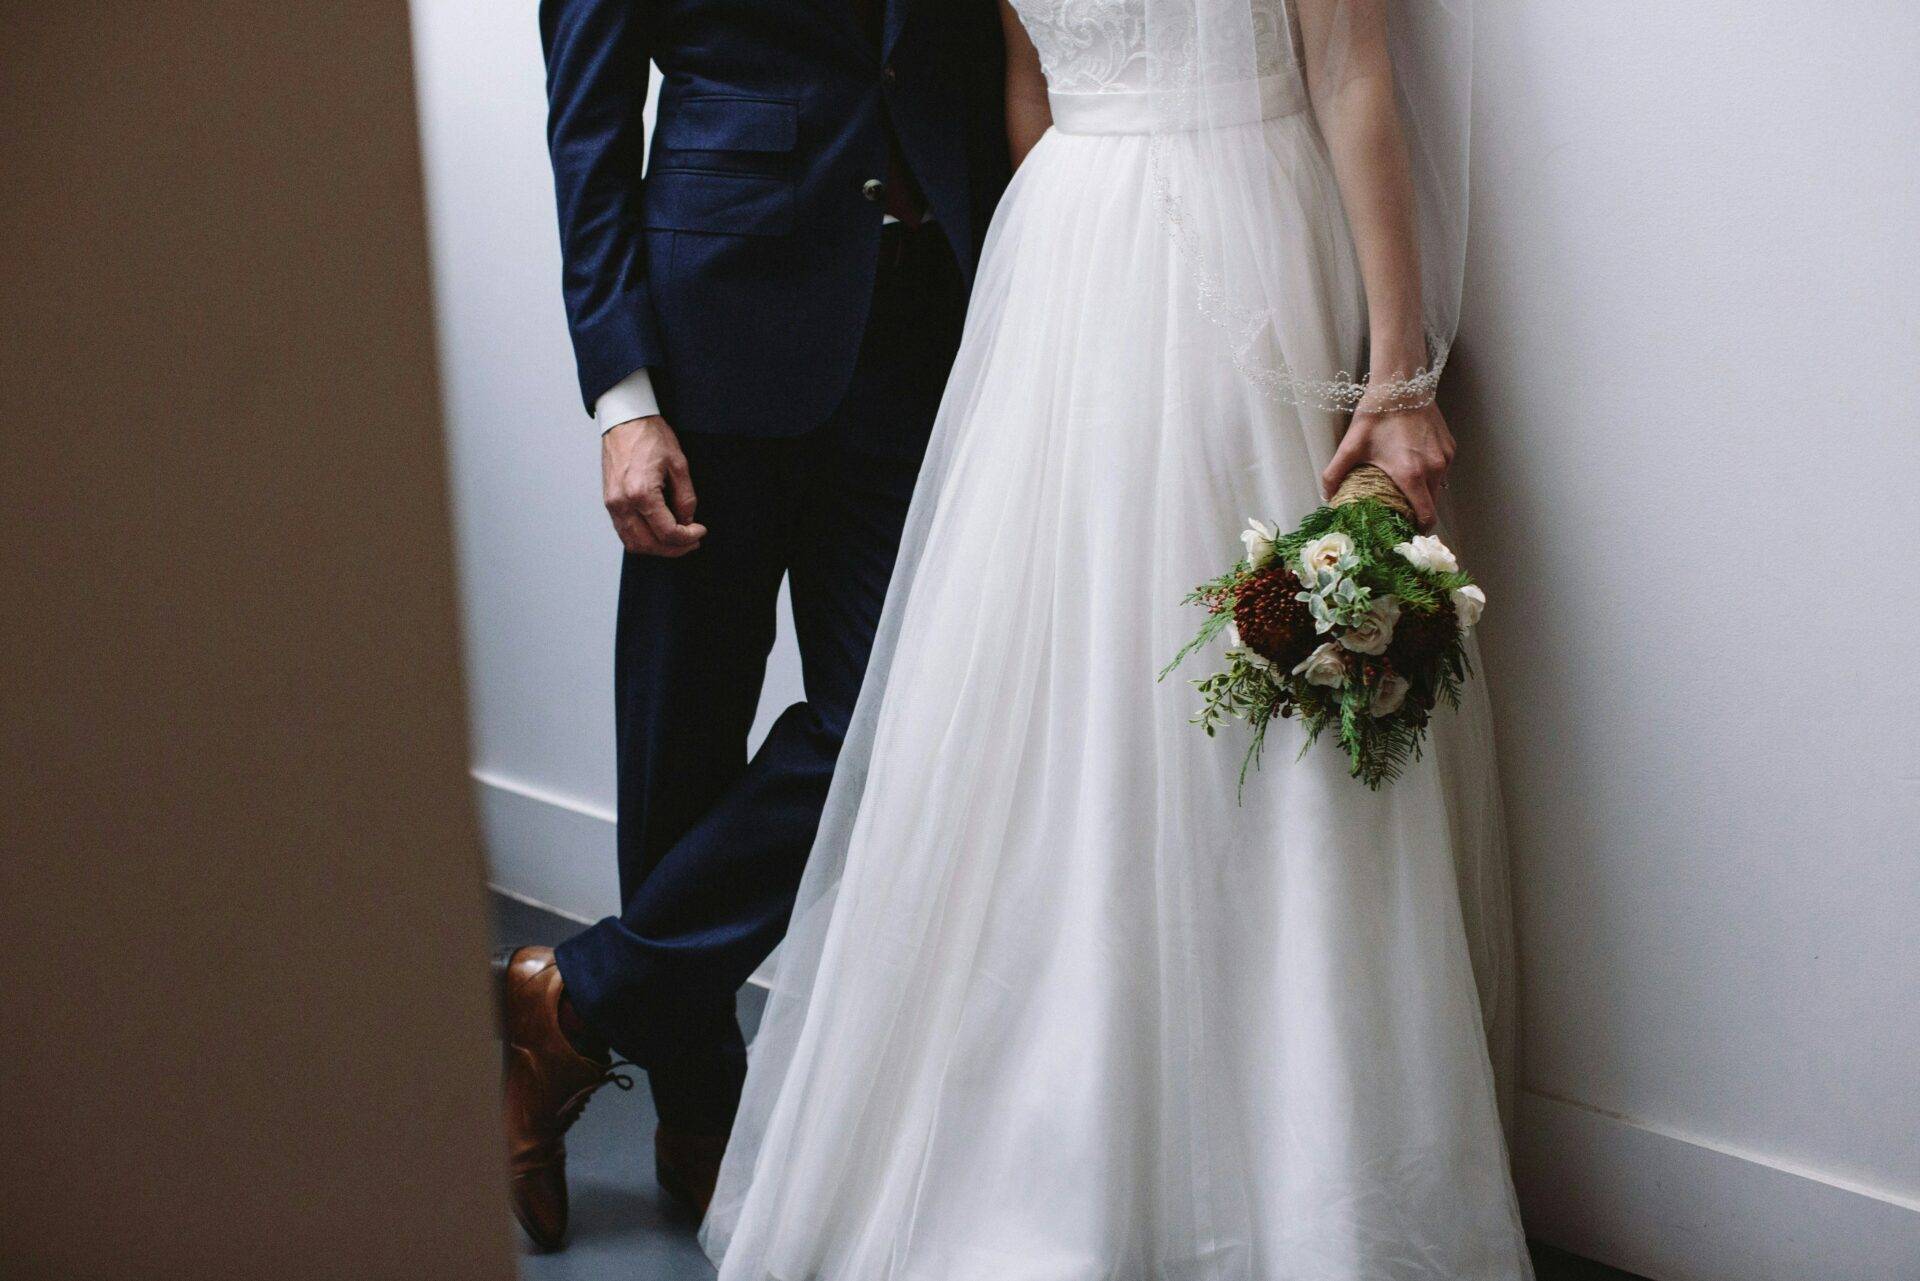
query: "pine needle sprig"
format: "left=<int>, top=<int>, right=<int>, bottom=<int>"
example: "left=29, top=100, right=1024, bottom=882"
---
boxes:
left=1158, top=563, right=1247, bottom=681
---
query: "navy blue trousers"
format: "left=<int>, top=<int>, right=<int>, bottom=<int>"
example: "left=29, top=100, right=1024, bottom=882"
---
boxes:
left=556, top=224, right=966, bottom=1131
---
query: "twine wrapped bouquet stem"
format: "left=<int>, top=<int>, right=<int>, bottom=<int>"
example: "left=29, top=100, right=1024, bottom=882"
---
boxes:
left=1329, top=463, right=1415, bottom=521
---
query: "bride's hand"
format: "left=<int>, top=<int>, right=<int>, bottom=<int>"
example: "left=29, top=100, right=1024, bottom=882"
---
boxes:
left=1320, top=402, right=1457, bottom=531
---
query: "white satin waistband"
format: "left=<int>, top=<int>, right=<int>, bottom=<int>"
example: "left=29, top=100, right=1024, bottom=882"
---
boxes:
left=1047, top=73, right=1308, bottom=137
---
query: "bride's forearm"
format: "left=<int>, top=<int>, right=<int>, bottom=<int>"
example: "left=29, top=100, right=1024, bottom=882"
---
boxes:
left=1324, top=75, right=1427, bottom=382
left=1298, top=1, right=1454, bottom=526
left=1298, top=2, right=1429, bottom=386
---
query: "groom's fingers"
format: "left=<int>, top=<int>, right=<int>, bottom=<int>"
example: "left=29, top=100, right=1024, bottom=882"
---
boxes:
left=665, top=451, right=698, bottom=524
left=608, top=505, right=658, bottom=555
left=602, top=415, right=705, bottom=558
left=635, top=485, right=707, bottom=555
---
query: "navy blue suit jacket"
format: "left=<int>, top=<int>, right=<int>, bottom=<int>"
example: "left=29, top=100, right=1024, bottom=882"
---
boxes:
left=541, top=0, right=1007, bottom=437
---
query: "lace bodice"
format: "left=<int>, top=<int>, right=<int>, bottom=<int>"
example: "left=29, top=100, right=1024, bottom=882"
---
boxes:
left=1010, top=0, right=1293, bottom=95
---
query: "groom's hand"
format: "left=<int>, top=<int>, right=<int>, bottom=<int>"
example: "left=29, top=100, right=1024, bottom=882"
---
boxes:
left=1320, top=402, right=1457, bottom=532
left=603, top=416, right=706, bottom=557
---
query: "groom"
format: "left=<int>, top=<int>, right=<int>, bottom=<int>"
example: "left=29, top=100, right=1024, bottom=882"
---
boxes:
left=496, top=0, right=1008, bottom=1251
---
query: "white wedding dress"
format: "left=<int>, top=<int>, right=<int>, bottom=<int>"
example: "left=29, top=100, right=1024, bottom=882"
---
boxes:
left=703, top=2, right=1532, bottom=1277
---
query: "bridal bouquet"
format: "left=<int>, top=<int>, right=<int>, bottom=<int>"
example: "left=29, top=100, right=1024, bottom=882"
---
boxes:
left=1162, top=466, right=1486, bottom=792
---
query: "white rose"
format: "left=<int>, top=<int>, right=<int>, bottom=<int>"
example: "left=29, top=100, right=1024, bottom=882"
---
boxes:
left=1292, top=641, right=1348, bottom=689
left=1337, top=595, right=1401, bottom=656
left=1298, top=531, right=1355, bottom=583
left=1240, top=518, right=1279, bottom=567
left=1394, top=534, right=1459, bottom=575
left=1450, top=584, right=1486, bottom=629
left=1370, top=672, right=1411, bottom=717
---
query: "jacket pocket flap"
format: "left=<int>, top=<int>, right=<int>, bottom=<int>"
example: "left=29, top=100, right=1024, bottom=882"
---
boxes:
left=655, top=97, right=798, bottom=154
left=642, top=170, right=794, bottom=236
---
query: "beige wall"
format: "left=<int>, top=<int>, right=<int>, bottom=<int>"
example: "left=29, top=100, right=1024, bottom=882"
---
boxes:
left=1, top=5, right=513, bottom=1278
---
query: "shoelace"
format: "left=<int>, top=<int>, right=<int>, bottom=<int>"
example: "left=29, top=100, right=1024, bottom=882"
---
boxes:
left=556, top=1059, right=636, bottom=1131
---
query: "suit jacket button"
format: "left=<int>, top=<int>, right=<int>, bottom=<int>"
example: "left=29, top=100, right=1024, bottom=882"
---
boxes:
left=862, top=179, right=885, bottom=203
left=882, top=65, right=898, bottom=86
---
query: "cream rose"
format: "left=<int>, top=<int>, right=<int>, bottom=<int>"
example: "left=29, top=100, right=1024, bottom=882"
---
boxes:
left=1240, top=518, right=1279, bottom=567
left=1450, top=584, right=1486, bottom=629
left=1337, top=595, right=1401, bottom=655
left=1292, top=642, right=1348, bottom=689
left=1298, top=531, right=1355, bottom=583
left=1394, top=534, right=1459, bottom=575
left=1370, top=672, right=1411, bottom=717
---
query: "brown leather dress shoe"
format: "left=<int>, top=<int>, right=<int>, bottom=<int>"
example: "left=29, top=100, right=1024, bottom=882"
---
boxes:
left=496, top=946, right=631, bottom=1251
left=655, top=1122, right=729, bottom=1217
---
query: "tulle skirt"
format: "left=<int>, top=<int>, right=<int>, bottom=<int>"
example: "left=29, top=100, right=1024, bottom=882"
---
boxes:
left=703, top=113, right=1532, bottom=1281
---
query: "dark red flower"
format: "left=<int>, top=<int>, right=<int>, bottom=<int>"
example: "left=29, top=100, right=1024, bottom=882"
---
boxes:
left=1387, top=597, right=1458, bottom=677
left=1233, top=566, right=1317, bottom=670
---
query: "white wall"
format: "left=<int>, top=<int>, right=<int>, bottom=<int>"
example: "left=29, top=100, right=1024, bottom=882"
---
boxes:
left=411, top=2, right=1920, bottom=1275
left=408, top=0, right=805, bottom=921
left=1449, top=5, right=1920, bottom=1279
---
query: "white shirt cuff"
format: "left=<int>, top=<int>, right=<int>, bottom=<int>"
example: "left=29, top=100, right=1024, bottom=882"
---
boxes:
left=595, top=367, right=660, bottom=434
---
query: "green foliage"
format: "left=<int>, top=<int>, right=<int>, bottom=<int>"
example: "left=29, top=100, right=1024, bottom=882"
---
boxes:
left=1158, top=564, right=1247, bottom=681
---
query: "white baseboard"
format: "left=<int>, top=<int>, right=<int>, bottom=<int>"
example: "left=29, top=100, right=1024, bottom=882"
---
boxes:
left=472, top=768, right=618, bottom=924
left=1514, top=1089, right=1920, bottom=1281
left=487, top=880, right=595, bottom=926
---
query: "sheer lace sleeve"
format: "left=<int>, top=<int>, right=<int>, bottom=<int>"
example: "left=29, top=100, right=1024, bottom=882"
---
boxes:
left=1140, top=0, right=1472, bottom=413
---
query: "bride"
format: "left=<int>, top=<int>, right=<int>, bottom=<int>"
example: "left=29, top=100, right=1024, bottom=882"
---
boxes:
left=704, top=0, right=1531, bottom=1276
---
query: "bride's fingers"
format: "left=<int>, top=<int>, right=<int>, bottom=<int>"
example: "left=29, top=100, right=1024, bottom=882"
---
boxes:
left=1320, top=429, right=1370, bottom=498
left=1372, top=454, right=1436, bottom=529
left=1398, top=470, right=1438, bottom=530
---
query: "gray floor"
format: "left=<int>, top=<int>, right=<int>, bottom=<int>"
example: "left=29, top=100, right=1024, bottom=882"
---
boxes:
left=492, top=894, right=1644, bottom=1281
